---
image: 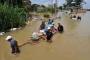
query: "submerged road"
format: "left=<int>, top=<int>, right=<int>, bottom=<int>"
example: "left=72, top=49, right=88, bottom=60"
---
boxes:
left=0, top=11, right=90, bottom=60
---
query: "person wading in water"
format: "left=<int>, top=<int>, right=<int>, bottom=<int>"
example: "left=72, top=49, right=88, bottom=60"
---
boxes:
left=57, top=23, right=64, bottom=33
left=6, top=36, right=20, bottom=55
left=46, top=27, right=53, bottom=42
left=40, top=21, right=46, bottom=30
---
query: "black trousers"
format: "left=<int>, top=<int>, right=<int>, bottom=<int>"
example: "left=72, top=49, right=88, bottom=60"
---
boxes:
left=11, top=45, right=20, bottom=54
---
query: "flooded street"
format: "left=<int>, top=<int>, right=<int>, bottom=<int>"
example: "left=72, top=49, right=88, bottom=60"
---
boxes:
left=0, top=12, right=90, bottom=60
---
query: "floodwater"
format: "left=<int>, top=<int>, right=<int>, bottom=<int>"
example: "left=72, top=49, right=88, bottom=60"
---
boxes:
left=0, top=12, right=90, bottom=60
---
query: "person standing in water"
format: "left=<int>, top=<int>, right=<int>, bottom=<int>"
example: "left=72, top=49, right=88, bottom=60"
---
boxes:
left=6, top=36, right=20, bottom=54
left=77, top=16, right=81, bottom=20
left=40, top=21, right=46, bottom=30
left=48, top=19, right=54, bottom=25
left=46, top=27, right=53, bottom=42
left=57, top=23, right=64, bottom=33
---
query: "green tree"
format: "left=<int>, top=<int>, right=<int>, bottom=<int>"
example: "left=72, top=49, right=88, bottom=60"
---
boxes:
left=23, top=0, right=31, bottom=12
left=0, top=3, right=27, bottom=32
left=31, top=4, right=40, bottom=12
left=65, top=0, right=84, bottom=7
left=59, top=6, right=63, bottom=10
left=0, top=0, right=23, bottom=7
left=65, top=0, right=72, bottom=7
left=75, top=0, right=83, bottom=7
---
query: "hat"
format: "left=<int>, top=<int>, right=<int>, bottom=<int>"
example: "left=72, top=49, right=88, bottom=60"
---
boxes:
left=6, top=36, right=12, bottom=41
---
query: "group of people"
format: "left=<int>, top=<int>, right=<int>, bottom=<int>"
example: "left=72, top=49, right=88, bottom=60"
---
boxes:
left=70, top=14, right=81, bottom=20
left=5, top=18, right=64, bottom=55
left=31, top=19, right=64, bottom=42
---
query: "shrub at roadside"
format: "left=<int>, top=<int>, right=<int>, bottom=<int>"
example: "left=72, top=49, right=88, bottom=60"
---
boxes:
left=0, top=3, right=27, bottom=32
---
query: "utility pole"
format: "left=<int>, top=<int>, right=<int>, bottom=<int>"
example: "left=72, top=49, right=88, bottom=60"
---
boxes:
left=55, top=0, right=58, bottom=14
left=54, top=0, right=58, bottom=16
left=51, top=0, right=54, bottom=16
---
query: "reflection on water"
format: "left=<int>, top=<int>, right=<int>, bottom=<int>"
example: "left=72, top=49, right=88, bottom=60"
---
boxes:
left=0, top=12, right=90, bottom=60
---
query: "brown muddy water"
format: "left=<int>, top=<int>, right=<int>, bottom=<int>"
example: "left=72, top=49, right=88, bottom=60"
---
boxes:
left=0, top=12, right=90, bottom=60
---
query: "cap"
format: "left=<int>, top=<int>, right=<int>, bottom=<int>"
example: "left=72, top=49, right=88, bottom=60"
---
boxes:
left=6, top=36, right=12, bottom=41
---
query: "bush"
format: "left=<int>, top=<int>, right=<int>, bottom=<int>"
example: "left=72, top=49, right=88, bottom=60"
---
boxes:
left=0, top=3, right=27, bottom=32
left=43, top=14, right=50, bottom=18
